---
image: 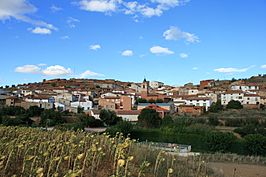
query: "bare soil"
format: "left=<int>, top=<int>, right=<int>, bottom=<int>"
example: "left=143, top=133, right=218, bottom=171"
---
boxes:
left=208, top=162, right=266, bottom=177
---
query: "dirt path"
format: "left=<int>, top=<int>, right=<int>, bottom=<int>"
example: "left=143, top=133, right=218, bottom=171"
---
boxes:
left=208, top=162, right=266, bottom=177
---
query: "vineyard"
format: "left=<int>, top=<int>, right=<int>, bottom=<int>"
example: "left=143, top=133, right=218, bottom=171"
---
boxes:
left=0, top=126, right=218, bottom=177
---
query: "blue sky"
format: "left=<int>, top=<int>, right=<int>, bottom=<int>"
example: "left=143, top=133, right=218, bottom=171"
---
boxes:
left=1, top=0, right=266, bottom=86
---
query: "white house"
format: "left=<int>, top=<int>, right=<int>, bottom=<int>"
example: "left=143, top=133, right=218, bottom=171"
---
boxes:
left=231, top=84, right=259, bottom=92
left=115, top=110, right=140, bottom=122
left=71, top=100, right=93, bottom=111
left=221, top=90, right=261, bottom=106
left=221, top=90, right=244, bottom=105
left=183, top=97, right=212, bottom=111
left=243, top=94, right=260, bottom=105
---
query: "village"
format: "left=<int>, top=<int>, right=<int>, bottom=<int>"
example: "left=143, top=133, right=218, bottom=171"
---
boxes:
left=1, top=75, right=266, bottom=122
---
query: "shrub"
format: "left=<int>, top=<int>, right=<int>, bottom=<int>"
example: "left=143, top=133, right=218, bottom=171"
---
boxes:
left=209, top=101, right=223, bottom=113
left=107, top=121, right=133, bottom=136
left=206, top=132, right=236, bottom=152
left=234, top=125, right=266, bottom=137
left=138, top=108, right=161, bottom=128
left=244, top=134, right=266, bottom=156
left=40, top=109, right=64, bottom=127
left=161, top=115, right=174, bottom=127
left=226, top=100, right=243, bottom=109
left=208, top=116, right=219, bottom=126
left=100, top=109, right=122, bottom=126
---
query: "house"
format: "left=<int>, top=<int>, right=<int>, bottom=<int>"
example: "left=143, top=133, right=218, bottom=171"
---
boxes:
left=0, top=95, right=7, bottom=107
left=99, top=94, right=132, bottom=110
left=231, top=83, right=259, bottom=92
left=129, top=83, right=142, bottom=93
left=178, top=105, right=205, bottom=116
left=70, top=99, right=93, bottom=112
left=243, top=93, right=260, bottom=109
left=200, top=79, right=215, bottom=89
left=221, top=90, right=244, bottom=106
left=115, top=110, right=141, bottom=122
left=221, top=90, right=261, bottom=108
left=150, top=81, right=164, bottom=89
left=5, top=96, right=20, bottom=107
left=183, top=97, right=212, bottom=111
left=137, top=103, right=175, bottom=114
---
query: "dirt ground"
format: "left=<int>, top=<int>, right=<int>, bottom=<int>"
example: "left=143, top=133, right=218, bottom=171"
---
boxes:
left=208, top=162, right=266, bottom=177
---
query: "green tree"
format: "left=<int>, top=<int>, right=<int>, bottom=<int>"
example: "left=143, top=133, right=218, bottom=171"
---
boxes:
left=40, top=109, right=64, bottom=127
left=136, top=98, right=147, bottom=103
left=26, top=106, right=44, bottom=117
left=161, top=115, right=174, bottom=127
left=244, top=134, right=266, bottom=155
left=138, top=108, right=161, bottom=128
left=107, top=121, right=133, bottom=136
left=226, top=100, right=243, bottom=109
left=206, top=132, right=236, bottom=152
left=208, top=115, right=219, bottom=126
left=209, top=100, right=223, bottom=113
left=99, top=109, right=122, bottom=126
left=79, top=115, right=104, bottom=127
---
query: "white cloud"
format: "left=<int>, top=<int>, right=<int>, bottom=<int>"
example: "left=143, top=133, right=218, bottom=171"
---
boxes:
left=90, top=44, right=101, bottom=51
left=163, top=26, right=199, bottom=43
left=42, top=65, right=72, bottom=76
left=80, top=70, right=105, bottom=78
left=78, top=0, right=189, bottom=19
left=121, top=50, right=133, bottom=56
left=150, top=45, right=174, bottom=55
left=140, top=6, right=163, bottom=17
left=15, top=65, right=41, bottom=73
left=79, top=0, right=119, bottom=12
left=31, top=27, right=51, bottom=35
left=179, top=53, right=188, bottom=59
left=0, top=0, right=56, bottom=30
left=214, top=66, right=253, bottom=73
left=67, top=17, right=80, bottom=28
left=261, top=65, right=266, bottom=69
left=50, top=5, right=62, bottom=12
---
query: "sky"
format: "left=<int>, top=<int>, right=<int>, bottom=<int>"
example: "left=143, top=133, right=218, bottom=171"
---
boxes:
left=1, top=0, right=266, bottom=86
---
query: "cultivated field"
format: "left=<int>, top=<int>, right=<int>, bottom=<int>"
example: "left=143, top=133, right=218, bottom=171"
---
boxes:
left=0, top=126, right=219, bottom=177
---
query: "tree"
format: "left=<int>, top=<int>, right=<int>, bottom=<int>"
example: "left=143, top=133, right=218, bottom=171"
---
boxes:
left=161, top=115, right=174, bottom=127
left=226, top=100, right=243, bottom=109
left=77, top=106, right=84, bottom=113
left=209, top=101, right=223, bottom=113
left=107, top=121, right=133, bottom=136
left=40, top=109, right=64, bottom=127
left=99, top=109, right=122, bottom=126
left=208, top=115, right=219, bottom=126
left=244, top=134, right=266, bottom=155
left=138, top=108, right=161, bottom=128
left=26, top=106, right=44, bottom=117
left=206, top=132, right=235, bottom=152
left=136, top=98, right=147, bottom=103
left=79, top=115, right=104, bottom=128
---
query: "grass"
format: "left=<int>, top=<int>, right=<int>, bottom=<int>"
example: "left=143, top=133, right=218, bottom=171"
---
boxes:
left=0, top=126, right=220, bottom=177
